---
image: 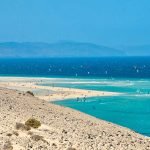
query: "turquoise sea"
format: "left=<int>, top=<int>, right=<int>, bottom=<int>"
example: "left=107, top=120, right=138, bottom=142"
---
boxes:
left=51, top=78, right=150, bottom=137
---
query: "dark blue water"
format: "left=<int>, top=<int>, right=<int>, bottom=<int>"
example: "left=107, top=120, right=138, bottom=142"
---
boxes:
left=0, top=57, right=150, bottom=78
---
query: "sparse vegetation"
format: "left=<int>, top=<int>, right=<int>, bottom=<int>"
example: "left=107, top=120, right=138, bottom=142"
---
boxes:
left=26, top=91, right=34, bottom=96
left=25, top=118, right=41, bottom=128
left=16, top=122, right=31, bottom=131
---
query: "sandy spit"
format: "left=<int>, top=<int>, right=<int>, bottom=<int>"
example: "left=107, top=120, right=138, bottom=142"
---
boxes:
left=0, top=77, right=119, bottom=102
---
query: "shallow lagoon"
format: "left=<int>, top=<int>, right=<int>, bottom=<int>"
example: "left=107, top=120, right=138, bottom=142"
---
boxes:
left=52, top=78, right=150, bottom=136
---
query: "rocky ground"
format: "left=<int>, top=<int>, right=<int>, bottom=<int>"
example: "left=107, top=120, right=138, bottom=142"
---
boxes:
left=0, top=88, right=150, bottom=150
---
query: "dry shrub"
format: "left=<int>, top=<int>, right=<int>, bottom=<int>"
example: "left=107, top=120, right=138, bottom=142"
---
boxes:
left=26, top=91, right=34, bottom=96
left=25, top=118, right=41, bottom=129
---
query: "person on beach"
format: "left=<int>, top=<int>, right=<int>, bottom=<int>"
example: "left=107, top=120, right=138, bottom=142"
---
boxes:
left=77, top=97, right=79, bottom=102
left=83, top=96, right=86, bottom=102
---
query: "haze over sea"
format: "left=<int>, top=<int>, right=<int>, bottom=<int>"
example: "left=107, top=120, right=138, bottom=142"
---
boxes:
left=1, top=57, right=150, bottom=136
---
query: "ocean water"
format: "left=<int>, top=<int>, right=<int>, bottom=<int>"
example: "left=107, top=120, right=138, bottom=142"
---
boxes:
left=1, top=57, right=150, bottom=136
left=0, top=57, right=150, bottom=78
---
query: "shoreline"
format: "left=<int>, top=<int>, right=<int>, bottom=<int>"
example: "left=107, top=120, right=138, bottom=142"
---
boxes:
left=0, top=77, right=119, bottom=102
left=1, top=75, right=150, bottom=81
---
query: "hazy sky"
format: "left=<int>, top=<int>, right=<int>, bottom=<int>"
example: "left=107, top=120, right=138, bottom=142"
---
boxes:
left=0, top=0, right=150, bottom=46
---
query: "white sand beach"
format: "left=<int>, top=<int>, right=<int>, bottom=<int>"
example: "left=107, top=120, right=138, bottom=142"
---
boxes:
left=0, top=77, right=118, bottom=101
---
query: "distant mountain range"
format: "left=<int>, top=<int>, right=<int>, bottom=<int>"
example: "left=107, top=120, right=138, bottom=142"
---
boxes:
left=0, top=42, right=149, bottom=57
left=120, top=45, right=150, bottom=56
left=0, top=42, right=125, bottom=58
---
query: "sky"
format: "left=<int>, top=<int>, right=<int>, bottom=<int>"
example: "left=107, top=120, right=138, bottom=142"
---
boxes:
left=0, top=0, right=150, bottom=46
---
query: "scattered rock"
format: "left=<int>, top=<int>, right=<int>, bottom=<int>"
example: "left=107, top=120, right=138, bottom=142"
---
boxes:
left=28, top=131, right=33, bottom=135
left=31, top=134, right=43, bottom=141
left=62, top=129, right=67, bottom=134
left=13, top=131, right=19, bottom=136
left=67, top=147, right=76, bottom=150
left=3, top=141, right=13, bottom=150
left=16, top=122, right=31, bottom=131
left=52, top=143, right=57, bottom=147
left=6, top=133, right=12, bottom=137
